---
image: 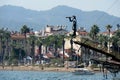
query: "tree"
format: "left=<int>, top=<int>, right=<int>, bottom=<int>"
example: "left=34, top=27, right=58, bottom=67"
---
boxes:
left=98, top=34, right=108, bottom=47
left=89, top=24, right=100, bottom=40
left=35, top=37, right=42, bottom=64
left=112, top=30, right=120, bottom=51
left=21, top=25, right=30, bottom=34
left=20, top=25, right=30, bottom=56
left=115, top=30, right=120, bottom=38
left=106, top=25, right=112, bottom=53
left=0, top=28, right=11, bottom=65
left=3, top=30, right=11, bottom=61
left=0, top=28, right=4, bottom=64
left=111, top=36, right=118, bottom=51
left=89, top=25, right=100, bottom=59
left=9, top=46, right=20, bottom=65
left=117, top=24, right=120, bottom=30
left=106, top=25, right=112, bottom=36
left=28, top=35, right=36, bottom=64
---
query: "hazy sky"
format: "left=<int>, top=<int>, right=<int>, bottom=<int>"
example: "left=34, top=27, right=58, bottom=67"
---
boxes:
left=0, top=0, right=120, bottom=17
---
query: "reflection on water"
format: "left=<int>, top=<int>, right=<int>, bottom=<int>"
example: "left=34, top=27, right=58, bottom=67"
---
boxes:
left=0, top=71, right=120, bottom=80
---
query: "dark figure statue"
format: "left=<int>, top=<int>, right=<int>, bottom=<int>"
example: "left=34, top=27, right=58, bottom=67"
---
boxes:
left=66, top=15, right=77, bottom=37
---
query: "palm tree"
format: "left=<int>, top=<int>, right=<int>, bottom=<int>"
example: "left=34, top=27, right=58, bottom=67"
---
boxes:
left=35, top=37, right=42, bottom=64
left=0, top=28, right=11, bottom=66
left=21, top=25, right=30, bottom=56
left=4, top=30, right=11, bottom=63
left=117, top=24, right=120, bottom=30
left=89, top=24, right=100, bottom=40
left=0, top=29, right=4, bottom=64
left=111, top=36, right=119, bottom=50
left=28, top=35, right=36, bottom=64
left=106, top=25, right=112, bottom=53
left=89, top=25, right=100, bottom=60
left=106, top=25, right=112, bottom=35
left=115, top=29, right=120, bottom=38
left=112, top=29, right=120, bottom=52
left=98, top=34, right=107, bottom=48
left=42, top=35, right=55, bottom=54
left=9, top=43, right=21, bottom=65
left=21, top=25, right=30, bottom=34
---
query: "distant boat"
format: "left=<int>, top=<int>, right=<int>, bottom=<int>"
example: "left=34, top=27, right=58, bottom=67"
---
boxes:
left=72, top=68, right=95, bottom=75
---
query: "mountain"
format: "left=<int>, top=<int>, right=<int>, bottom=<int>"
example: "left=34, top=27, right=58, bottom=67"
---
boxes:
left=0, top=5, right=120, bottom=31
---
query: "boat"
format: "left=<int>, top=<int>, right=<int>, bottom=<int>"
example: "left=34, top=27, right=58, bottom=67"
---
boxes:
left=72, top=68, right=95, bottom=75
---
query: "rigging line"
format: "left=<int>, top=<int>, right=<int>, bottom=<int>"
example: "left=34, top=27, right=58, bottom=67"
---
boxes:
left=107, top=0, right=119, bottom=12
left=95, top=0, right=119, bottom=24
left=111, top=1, right=120, bottom=25
left=109, top=0, right=120, bottom=14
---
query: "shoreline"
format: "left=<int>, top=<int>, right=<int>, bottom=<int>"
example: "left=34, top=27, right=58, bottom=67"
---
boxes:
left=0, top=66, right=101, bottom=73
left=0, top=66, right=76, bottom=72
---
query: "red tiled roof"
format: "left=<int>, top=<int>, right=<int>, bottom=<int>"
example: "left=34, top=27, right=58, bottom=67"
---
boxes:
left=77, top=31, right=88, bottom=35
left=102, top=31, right=116, bottom=35
left=11, top=34, right=25, bottom=39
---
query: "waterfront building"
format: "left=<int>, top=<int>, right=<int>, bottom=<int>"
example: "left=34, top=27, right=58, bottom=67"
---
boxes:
left=43, top=25, right=68, bottom=36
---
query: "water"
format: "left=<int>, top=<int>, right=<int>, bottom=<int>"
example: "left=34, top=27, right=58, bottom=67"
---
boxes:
left=0, top=71, right=119, bottom=80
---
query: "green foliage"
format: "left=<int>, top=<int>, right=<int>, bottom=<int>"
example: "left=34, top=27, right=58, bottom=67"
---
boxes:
left=28, top=35, right=36, bottom=45
left=42, top=35, right=64, bottom=48
left=21, top=25, right=30, bottom=34
left=117, top=40, right=120, bottom=46
left=111, top=36, right=119, bottom=45
left=98, top=34, right=108, bottom=47
left=115, top=30, right=120, bottom=38
left=8, top=47, right=25, bottom=65
left=50, top=58, right=63, bottom=65
left=10, top=48, right=19, bottom=59
left=12, top=59, right=18, bottom=66
left=0, top=28, right=11, bottom=43
left=28, top=35, right=36, bottom=58
left=1, top=23, right=120, bottom=66
left=8, top=58, right=18, bottom=66
left=111, top=30, right=120, bottom=47
left=35, top=37, right=42, bottom=46
left=89, top=24, right=100, bottom=40
left=106, top=24, right=112, bottom=32
left=0, top=28, right=11, bottom=64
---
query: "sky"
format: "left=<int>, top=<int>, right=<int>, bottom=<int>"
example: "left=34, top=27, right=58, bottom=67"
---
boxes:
left=0, top=0, right=120, bottom=17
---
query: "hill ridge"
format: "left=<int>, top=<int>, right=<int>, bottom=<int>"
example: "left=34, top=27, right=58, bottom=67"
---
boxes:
left=0, top=5, right=120, bottom=31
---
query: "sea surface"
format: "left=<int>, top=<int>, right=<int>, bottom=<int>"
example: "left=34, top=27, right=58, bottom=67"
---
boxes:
left=0, top=70, right=120, bottom=80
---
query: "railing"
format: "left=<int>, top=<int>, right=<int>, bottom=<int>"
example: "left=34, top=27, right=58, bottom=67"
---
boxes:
left=74, top=37, right=120, bottom=61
